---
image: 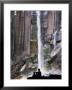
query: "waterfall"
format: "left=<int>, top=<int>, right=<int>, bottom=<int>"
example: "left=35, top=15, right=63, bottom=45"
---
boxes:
left=36, top=11, right=42, bottom=70
left=36, top=11, right=44, bottom=73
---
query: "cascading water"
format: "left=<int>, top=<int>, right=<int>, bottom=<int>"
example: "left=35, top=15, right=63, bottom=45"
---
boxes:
left=36, top=11, right=42, bottom=70
left=36, top=11, right=44, bottom=73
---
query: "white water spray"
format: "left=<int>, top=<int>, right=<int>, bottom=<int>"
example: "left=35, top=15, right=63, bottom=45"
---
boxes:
left=36, top=11, right=44, bottom=73
left=36, top=11, right=42, bottom=69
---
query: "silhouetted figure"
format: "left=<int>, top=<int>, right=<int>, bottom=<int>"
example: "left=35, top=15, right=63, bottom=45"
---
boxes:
left=37, top=69, right=41, bottom=77
left=33, top=72, right=36, bottom=78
